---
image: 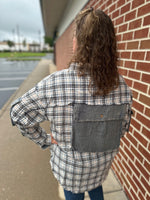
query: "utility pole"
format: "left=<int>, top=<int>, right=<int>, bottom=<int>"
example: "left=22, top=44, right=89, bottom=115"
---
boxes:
left=38, top=30, right=41, bottom=52
left=17, top=25, right=21, bottom=51
left=12, top=29, right=16, bottom=51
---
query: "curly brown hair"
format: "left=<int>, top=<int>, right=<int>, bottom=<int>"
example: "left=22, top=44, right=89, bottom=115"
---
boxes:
left=68, top=8, right=119, bottom=96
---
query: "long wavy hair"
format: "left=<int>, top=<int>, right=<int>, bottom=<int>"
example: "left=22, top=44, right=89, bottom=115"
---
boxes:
left=68, top=8, right=119, bottom=96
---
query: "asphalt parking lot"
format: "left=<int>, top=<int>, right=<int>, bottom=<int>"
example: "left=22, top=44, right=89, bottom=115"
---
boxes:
left=0, top=58, right=39, bottom=109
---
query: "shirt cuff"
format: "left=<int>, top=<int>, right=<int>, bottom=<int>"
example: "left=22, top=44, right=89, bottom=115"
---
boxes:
left=41, top=134, right=51, bottom=150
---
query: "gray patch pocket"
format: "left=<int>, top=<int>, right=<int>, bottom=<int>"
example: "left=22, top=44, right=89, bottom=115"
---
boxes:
left=71, top=103, right=126, bottom=152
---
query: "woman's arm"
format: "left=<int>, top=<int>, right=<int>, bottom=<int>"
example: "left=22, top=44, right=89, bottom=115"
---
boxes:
left=10, top=79, right=51, bottom=150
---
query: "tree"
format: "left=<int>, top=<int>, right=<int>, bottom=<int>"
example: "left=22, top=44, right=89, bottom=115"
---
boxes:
left=7, top=40, right=15, bottom=48
left=44, top=36, right=54, bottom=47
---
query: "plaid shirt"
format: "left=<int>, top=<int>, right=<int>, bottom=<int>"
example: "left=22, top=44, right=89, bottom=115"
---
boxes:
left=10, top=62, right=132, bottom=193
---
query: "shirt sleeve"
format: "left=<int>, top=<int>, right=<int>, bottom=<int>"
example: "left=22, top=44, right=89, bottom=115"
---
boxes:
left=10, top=78, right=51, bottom=150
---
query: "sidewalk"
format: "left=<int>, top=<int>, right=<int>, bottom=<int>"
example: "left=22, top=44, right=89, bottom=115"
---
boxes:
left=0, top=60, right=60, bottom=200
left=0, top=59, right=128, bottom=200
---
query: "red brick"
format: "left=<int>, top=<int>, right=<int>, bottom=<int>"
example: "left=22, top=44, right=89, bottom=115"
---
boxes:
left=134, top=130, right=148, bottom=147
left=118, top=24, right=128, bottom=33
left=106, top=0, right=113, bottom=7
left=105, top=9, right=109, bottom=15
left=115, top=16, right=124, bottom=25
left=130, top=188, right=139, bottom=200
left=123, top=32, right=133, bottom=40
left=100, top=4, right=105, bottom=10
left=118, top=59, right=124, bottom=67
left=139, top=94, right=150, bottom=106
left=139, top=192, right=145, bottom=200
left=127, top=174, right=138, bottom=192
left=132, top=51, right=145, bottom=60
left=124, top=186, right=133, bottom=200
left=131, top=145, right=143, bottom=162
left=128, top=70, right=140, bottom=80
left=124, top=60, right=135, bottom=69
left=125, top=10, right=136, bottom=22
left=114, top=27, right=118, bottom=34
left=126, top=132, right=138, bottom=147
left=143, top=15, right=150, bottom=26
left=122, top=136, right=130, bottom=147
left=128, top=160, right=140, bottom=177
left=135, top=159, right=149, bottom=181
left=146, top=51, right=150, bottom=60
left=119, top=148, right=128, bottom=160
left=133, top=175, right=146, bottom=195
left=112, top=9, right=119, bottom=18
left=140, top=40, right=150, bottom=49
left=144, top=160, right=150, bottom=172
left=124, top=145, right=134, bottom=160
left=120, top=172, right=130, bottom=189
left=129, top=126, right=133, bottom=133
left=134, top=28, right=149, bottom=39
left=141, top=176, right=149, bottom=191
left=139, top=144, right=149, bottom=161
left=133, top=81, right=148, bottom=93
left=136, top=62, right=150, bottom=72
left=132, top=0, right=145, bottom=9
left=112, top=162, right=120, bottom=174
left=146, top=194, right=150, bottom=200
left=118, top=160, right=126, bottom=174
left=131, top=118, right=141, bottom=131
left=137, top=112, right=150, bottom=128
left=127, top=41, right=139, bottom=49
left=148, top=143, right=150, bottom=151
left=118, top=42, right=126, bottom=50
left=117, top=0, right=125, bottom=8
left=121, top=51, right=131, bottom=59
left=118, top=68, right=128, bottom=76
left=129, top=18, right=142, bottom=30
left=142, top=73, right=150, bottom=84
left=116, top=34, right=122, bottom=41
left=123, top=159, right=132, bottom=175
left=124, top=77, right=133, bottom=87
left=132, top=100, right=144, bottom=113
left=138, top=3, right=150, bottom=17
left=142, top=127, right=150, bottom=140
left=121, top=3, right=131, bottom=15
left=132, top=90, right=138, bottom=99
left=145, top=107, right=150, bottom=117
left=109, top=4, right=115, bottom=13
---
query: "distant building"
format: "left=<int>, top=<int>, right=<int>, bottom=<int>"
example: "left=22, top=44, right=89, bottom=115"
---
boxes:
left=0, top=41, right=51, bottom=52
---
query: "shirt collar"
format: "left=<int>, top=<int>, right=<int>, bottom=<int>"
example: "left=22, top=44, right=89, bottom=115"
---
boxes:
left=69, top=62, right=80, bottom=70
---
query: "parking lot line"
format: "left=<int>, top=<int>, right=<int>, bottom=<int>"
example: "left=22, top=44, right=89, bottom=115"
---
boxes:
left=0, top=77, right=26, bottom=81
left=0, top=71, right=31, bottom=74
left=0, top=87, right=19, bottom=91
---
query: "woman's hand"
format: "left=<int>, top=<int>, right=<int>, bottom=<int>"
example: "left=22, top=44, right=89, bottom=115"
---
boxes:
left=50, top=132, right=58, bottom=144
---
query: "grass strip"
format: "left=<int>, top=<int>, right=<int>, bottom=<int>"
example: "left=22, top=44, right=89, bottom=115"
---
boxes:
left=0, top=52, right=46, bottom=58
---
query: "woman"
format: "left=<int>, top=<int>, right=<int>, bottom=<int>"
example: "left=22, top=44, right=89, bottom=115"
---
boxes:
left=10, top=8, right=132, bottom=200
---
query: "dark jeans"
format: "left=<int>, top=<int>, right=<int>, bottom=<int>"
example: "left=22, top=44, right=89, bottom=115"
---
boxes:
left=64, top=185, right=104, bottom=200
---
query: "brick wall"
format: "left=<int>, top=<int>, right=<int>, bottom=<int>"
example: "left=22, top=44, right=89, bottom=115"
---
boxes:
left=55, top=1, right=150, bottom=199
left=55, top=22, right=74, bottom=70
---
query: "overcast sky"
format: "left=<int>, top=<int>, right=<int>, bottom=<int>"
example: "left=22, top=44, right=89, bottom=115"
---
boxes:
left=0, top=0, right=44, bottom=44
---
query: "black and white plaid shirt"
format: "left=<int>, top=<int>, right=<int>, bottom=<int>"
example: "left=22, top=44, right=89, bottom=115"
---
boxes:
left=10, top=62, right=132, bottom=193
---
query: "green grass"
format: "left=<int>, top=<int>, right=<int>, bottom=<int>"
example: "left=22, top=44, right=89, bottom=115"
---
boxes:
left=0, top=52, right=46, bottom=58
